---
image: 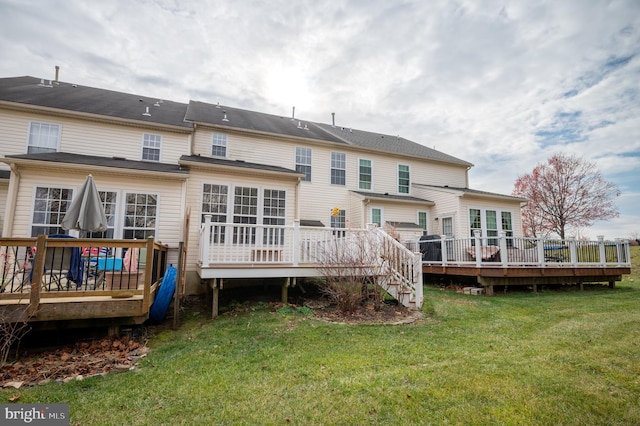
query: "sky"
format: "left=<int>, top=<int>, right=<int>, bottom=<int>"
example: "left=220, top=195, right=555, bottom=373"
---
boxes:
left=1, top=0, right=638, bottom=240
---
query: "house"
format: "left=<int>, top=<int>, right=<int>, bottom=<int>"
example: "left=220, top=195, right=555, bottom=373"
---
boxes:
left=0, top=75, right=528, bottom=304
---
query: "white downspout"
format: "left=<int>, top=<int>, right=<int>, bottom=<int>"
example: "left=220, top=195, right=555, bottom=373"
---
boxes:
left=3, top=164, right=21, bottom=236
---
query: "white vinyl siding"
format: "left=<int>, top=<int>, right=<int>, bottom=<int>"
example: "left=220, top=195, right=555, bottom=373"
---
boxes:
left=28, top=122, right=60, bottom=153
left=142, top=133, right=162, bottom=162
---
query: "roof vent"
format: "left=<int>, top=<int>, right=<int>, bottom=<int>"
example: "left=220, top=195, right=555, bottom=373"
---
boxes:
left=216, top=102, right=221, bottom=109
left=304, top=124, right=309, bottom=130
left=143, top=107, right=151, bottom=116
left=38, top=79, right=45, bottom=86
left=222, top=111, right=229, bottom=122
left=154, top=100, right=160, bottom=107
left=349, top=128, right=352, bottom=133
left=291, top=106, right=296, bottom=120
left=331, top=112, right=335, bottom=128
left=297, top=121, right=303, bottom=129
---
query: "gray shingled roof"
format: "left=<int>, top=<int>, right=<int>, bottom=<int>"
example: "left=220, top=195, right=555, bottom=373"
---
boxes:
left=186, top=100, right=472, bottom=166
left=185, top=101, right=347, bottom=144
left=313, top=123, right=473, bottom=166
left=180, top=155, right=302, bottom=176
left=0, top=76, right=191, bottom=129
left=416, top=184, right=527, bottom=201
left=3, top=152, right=189, bottom=174
left=351, top=191, right=433, bottom=204
left=0, top=76, right=471, bottom=166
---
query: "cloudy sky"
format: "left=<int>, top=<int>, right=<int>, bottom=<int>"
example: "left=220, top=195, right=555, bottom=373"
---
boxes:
left=1, top=0, right=638, bottom=239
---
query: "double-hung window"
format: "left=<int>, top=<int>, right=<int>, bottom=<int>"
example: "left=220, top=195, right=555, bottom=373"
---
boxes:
left=233, top=187, right=258, bottom=244
left=295, top=147, right=312, bottom=181
left=31, top=186, right=73, bottom=236
left=330, top=209, right=346, bottom=228
left=28, top=122, right=60, bottom=153
left=123, top=193, right=157, bottom=239
left=359, top=159, right=372, bottom=190
left=142, top=133, right=162, bottom=161
left=86, top=191, right=117, bottom=239
left=331, top=152, right=346, bottom=185
left=398, top=164, right=410, bottom=194
left=418, top=211, right=428, bottom=232
left=371, top=208, right=382, bottom=227
left=212, top=133, right=227, bottom=157
left=263, top=189, right=286, bottom=244
left=201, top=184, right=229, bottom=243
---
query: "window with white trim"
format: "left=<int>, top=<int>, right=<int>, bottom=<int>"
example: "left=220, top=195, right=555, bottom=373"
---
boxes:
left=398, top=164, right=410, bottom=194
left=263, top=189, right=286, bottom=244
left=331, top=152, right=346, bottom=185
left=201, top=184, right=229, bottom=243
left=233, top=186, right=258, bottom=244
left=469, top=208, right=514, bottom=246
left=31, top=186, right=73, bottom=236
left=330, top=209, right=346, bottom=228
left=295, top=147, right=312, bottom=181
left=86, top=191, right=117, bottom=239
left=142, top=133, right=162, bottom=161
left=28, top=122, right=60, bottom=154
left=123, top=193, right=157, bottom=239
left=212, top=133, right=227, bottom=157
left=359, top=159, right=372, bottom=190
left=418, top=211, right=428, bottom=232
left=371, top=207, right=382, bottom=227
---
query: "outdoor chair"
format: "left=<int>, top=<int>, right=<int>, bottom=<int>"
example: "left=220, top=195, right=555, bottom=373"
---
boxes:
left=42, top=247, right=74, bottom=290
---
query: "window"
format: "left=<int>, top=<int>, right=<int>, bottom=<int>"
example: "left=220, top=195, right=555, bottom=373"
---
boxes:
left=201, top=184, right=229, bottom=243
left=330, top=209, right=346, bottom=228
left=418, top=211, right=428, bottom=232
left=331, top=152, right=346, bottom=185
left=398, top=164, right=410, bottom=194
left=212, top=133, right=227, bottom=157
left=28, top=122, right=60, bottom=154
left=86, top=191, right=117, bottom=239
left=31, top=186, right=73, bottom=236
left=359, top=159, right=372, bottom=190
left=123, top=193, right=157, bottom=239
left=263, top=189, right=286, bottom=244
left=233, top=187, right=258, bottom=244
left=296, top=147, right=312, bottom=181
left=371, top=208, right=382, bottom=227
left=142, top=133, right=162, bottom=161
left=442, top=217, right=454, bottom=237
left=469, top=208, right=514, bottom=245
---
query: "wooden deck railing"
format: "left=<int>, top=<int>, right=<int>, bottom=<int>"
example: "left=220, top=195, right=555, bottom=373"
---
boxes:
left=413, top=233, right=631, bottom=268
left=0, top=236, right=168, bottom=319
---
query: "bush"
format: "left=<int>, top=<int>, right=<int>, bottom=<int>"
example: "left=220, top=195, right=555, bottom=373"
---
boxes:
left=320, top=280, right=365, bottom=314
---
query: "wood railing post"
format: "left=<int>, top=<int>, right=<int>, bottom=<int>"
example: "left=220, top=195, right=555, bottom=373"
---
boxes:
left=597, top=235, right=606, bottom=265
left=293, top=220, right=300, bottom=266
left=537, top=237, right=546, bottom=266
left=499, top=232, right=508, bottom=267
left=142, top=237, right=154, bottom=313
left=28, top=234, right=47, bottom=317
left=202, top=215, right=211, bottom=267
left=474, top=230, right=482, bottom=267
left=568, top=238, right=578, bottom=265
left=440, top=235, right=448, bottom=266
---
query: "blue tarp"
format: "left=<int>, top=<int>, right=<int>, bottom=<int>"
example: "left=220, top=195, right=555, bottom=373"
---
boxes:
left=148, top=264, right=177, bottom=324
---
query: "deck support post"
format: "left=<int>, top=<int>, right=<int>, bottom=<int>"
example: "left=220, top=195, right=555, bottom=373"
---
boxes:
left=28, top=235, right=47, bottom=317
left=609, top=281, right=615, bottom=288
left=210, top=278, right=219, bottom=319
left=282, top=277, right=290, bottom=304
left=532, top=283, right=538, bottom=293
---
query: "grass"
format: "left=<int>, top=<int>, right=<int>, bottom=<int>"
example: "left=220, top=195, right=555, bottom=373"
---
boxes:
left=2, top=246, right=639, bottom=425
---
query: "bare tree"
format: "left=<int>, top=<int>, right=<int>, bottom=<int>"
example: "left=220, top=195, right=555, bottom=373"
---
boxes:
left=513, top=153, right=620, bottom=239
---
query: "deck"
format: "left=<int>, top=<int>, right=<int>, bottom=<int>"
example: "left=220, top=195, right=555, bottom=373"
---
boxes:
left=417, top=234, right=632, bottom=295
left=0, top=236, right=169, bottom=327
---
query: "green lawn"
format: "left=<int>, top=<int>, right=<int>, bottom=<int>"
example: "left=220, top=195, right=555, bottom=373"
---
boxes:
left=3, top=246, right=639, bottom=425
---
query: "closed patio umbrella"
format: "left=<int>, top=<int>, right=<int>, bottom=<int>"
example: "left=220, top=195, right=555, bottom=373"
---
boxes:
left=61, top=174, right=108, bottom=234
